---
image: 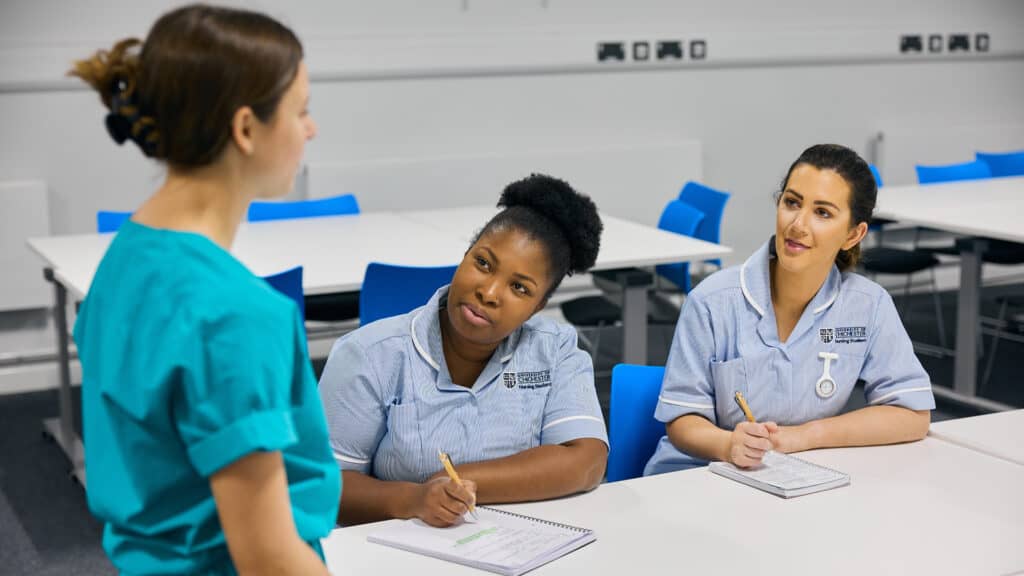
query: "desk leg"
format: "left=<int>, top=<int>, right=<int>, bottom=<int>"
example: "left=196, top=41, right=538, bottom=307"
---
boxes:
left=621, top=284, right=648, bottom=366
left=953, top=239, right=984, bottom=398
left=42, top=268, right=87, bottom=487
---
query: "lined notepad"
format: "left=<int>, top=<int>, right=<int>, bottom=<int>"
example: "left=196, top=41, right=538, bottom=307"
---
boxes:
left=367, top=506, right=594, bottom=575
left=709, top=451, right=850, bottom=498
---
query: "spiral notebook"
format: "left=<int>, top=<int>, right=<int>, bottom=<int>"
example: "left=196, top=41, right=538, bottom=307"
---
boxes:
left=367, top=506, right=595, bottom=576
left=709, top=451, right=850, bottom=498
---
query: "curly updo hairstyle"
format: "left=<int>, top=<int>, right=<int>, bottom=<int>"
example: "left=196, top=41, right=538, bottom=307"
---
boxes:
left=474, top=174, right=603, bottom=298
left=69, top=4, right=303, bottom=168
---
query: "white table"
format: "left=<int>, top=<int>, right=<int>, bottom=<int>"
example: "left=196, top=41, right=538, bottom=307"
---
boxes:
left=324, top=438, right=1024, bottom=575
left=874, top=176, right=1024, bottom=410
left=929, top=410, right=1024, bottom=466
left=399, top=206, right=732, bottom=365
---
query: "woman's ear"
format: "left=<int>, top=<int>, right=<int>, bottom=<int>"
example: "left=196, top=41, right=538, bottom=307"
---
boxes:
left=843, top=221, right=869, bottom=251
left=230, top=106, right=256, bottom=156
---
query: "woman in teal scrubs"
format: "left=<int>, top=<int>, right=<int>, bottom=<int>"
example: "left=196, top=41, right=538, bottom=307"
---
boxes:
left=70, top=5, right=338, bottom=574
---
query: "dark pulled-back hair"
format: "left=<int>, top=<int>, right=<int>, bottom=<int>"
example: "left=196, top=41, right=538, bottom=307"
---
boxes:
left=69, top=4, right=303, bottom=168
left=779, top=144, right=877, bottom=271
left=474, top=174, right=603, bottom=298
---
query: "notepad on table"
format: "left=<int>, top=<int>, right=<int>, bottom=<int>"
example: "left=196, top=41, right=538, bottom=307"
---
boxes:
left=709, top=450, right=850, bottom=498
left=367, top=506, right=595, bottom=576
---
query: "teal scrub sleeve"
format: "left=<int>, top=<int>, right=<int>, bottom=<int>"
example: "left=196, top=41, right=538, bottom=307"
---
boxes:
left=175, top=308, right=300, bottom=477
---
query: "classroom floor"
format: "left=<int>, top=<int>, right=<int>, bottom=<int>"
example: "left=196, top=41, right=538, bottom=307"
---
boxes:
left=1, top=285, right=1020, bottom=575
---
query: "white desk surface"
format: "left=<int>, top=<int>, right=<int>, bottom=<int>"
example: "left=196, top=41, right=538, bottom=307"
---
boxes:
left=873, top=176, right=1024, bottom=243
left=27, top=213, right=469, bottom=299
left=323, top=438, right=1024, bottom=576
left=28, top=208, right=732, bottom=299
left=929, top=410, right=1024, bottom=466
left=397, top=206, right=733, bottom=270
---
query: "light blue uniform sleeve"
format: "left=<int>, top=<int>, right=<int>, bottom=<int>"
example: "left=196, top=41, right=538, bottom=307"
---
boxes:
left=655, top=292, right=718, bottom=425
left=318, top=335, right=388, bottom=475
left=861, top=290, right=936, bottom=410
left=175, top=308, right=299, bottom=478
left=539, top=326, right=609, bottom=448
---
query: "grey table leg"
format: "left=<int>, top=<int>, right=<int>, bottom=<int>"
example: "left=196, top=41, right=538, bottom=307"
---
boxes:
left=621, top=284, right=648, bottom=365
left=592, top=268, right=654, bottom=366
left=953, top=238, right=985, bottom=398
left=42, top=268, right=86, bottom=487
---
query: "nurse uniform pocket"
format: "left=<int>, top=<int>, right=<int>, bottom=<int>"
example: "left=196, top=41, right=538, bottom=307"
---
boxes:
left=382, top=401, right=424, bottom=479
left=710, top=356, right=749, bottom=427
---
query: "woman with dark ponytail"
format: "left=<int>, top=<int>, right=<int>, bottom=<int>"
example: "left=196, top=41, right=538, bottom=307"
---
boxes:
left=318, top=174, right=609, bottom=527
left=645, top=144, right=934, bottom=476
left=71, top=5, right=338, bottom=574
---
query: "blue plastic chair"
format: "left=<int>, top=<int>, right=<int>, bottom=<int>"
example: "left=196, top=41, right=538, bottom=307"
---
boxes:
left=677, top=181, right=730, bottom=268
left=915, top=160, right=992, bottom=184
left=248, top=193, right=360, bottom=222
left=96, top=211, right=132, bottom=233
left=359, top=263, right=458, bottom=325
left=976, top=150, right=1024, bottom=177
left=654, top=200, right=705, bottom=293
left=868, top=164, right=884, bottom=187
left=607, top=364, right=666, bottom=482
left=262, top=265, right=305, bottom=318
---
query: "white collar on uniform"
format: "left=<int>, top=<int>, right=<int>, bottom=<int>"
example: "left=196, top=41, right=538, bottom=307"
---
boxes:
left=740, top=236, right=842, bottom=318
left=410, top=285, right=520, bottom=373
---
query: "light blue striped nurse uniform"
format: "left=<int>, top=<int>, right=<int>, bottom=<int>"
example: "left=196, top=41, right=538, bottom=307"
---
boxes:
left=318, top=286, right=608, bottom=482
left=644, top=238, right=935, bottom=476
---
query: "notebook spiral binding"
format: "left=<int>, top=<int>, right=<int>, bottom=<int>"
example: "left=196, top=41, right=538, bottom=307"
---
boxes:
left=477, top=506, right=591, bottom=534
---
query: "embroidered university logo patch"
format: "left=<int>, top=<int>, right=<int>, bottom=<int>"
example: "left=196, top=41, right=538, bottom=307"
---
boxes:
left=502, top=370, right=552, bottom=390
left=819, top=328, right=834, bottom=344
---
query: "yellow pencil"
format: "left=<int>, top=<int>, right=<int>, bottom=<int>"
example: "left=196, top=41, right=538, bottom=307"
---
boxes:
left=438, top=450, right=478, bottom=519
left=734, top=392, right=756, bottom=423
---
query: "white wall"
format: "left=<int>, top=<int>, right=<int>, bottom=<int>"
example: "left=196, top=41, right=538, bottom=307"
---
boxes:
left=1, top=1, right=1023, bottom=322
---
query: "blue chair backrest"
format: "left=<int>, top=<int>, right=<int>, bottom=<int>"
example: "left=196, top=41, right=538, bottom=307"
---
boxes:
left=976, top=150, right=1024, bottom=177
left=654, top=200, right=705, bottom=293
left=607, top=364, right=666, bottom=482
left=868, top=164, right=884, bottom=188
left=360, top=263, right=458, bottom=325
left=248, top=193, right=360, bottom=222
left=263, top=265, right=305, bottom=318
left=915, top=160, right=992, bottom=184
left=677, top=181, right=730, bottom=267
left=96, top=211, right=132, bottom=233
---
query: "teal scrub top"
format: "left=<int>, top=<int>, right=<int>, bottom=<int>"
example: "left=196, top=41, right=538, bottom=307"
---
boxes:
left=73, top=220, right=340, bottom=575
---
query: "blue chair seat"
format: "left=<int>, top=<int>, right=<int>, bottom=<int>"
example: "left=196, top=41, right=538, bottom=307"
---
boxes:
left=607, top=364, right=666, bottom=482
left=976, top=150, right=1024, bottom=177
left=248, top=193, right=360, bottom=222
left=359, top=263, right=458, bottom=325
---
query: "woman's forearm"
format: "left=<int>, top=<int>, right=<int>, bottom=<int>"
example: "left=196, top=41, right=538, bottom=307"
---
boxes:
left=665, top=414, right=732, bottom=462
left=796, top=405, right=930, bottom=451
left=337, top=470, right=420, bottom=526
left=443, top=439, right=607, bottom=504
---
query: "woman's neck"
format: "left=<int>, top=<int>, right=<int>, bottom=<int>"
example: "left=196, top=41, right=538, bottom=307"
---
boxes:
left=132, top=162, right=251, bottom=250
left=770, top=258, right=830, bottom=319
left=439, top=310, right=499, bottom=387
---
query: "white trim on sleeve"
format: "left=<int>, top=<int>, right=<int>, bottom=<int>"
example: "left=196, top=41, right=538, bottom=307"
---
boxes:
left=541, top=415, right=604, bottom=431
left=658, top=395, right=713, bottom=410
left=333, top=451, right=371, bottom=465
left=869, top=386, right=933, bottom=405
